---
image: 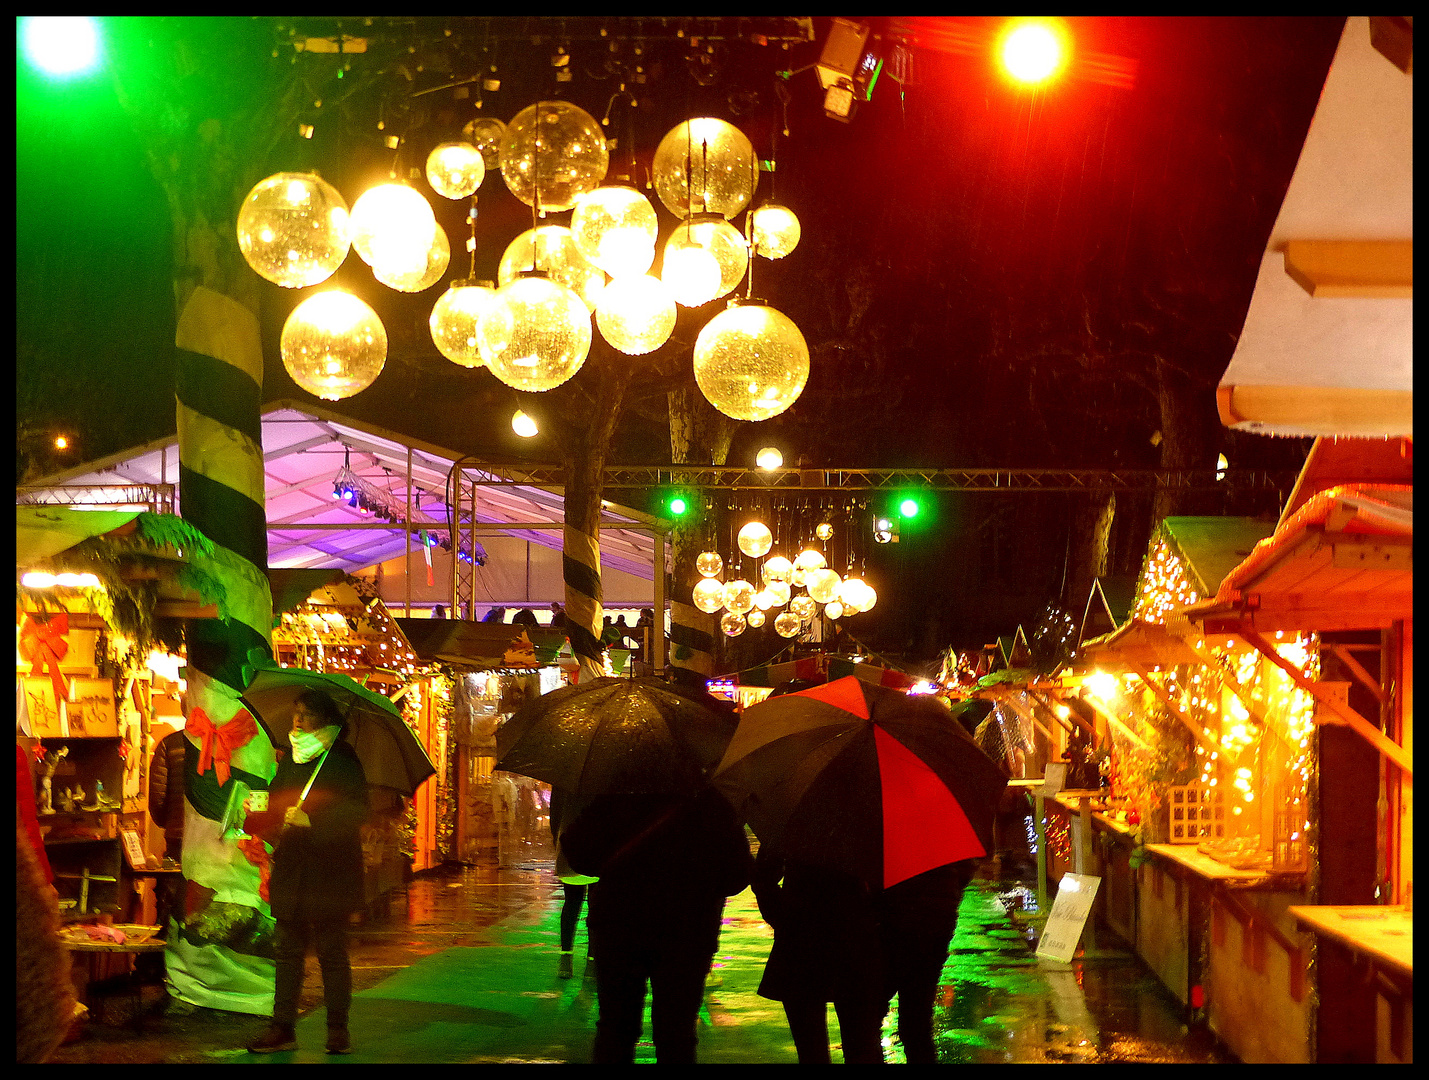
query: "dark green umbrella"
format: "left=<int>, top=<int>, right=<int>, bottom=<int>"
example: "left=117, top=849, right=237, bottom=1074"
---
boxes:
left=496, top=676, right=738, bottom=795
left=241, top=662, right=435, bottom=797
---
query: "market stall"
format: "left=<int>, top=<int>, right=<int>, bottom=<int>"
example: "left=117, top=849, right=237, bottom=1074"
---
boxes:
left=1178, top=450, right=1411, bottom=1064
left=712, top=653, right=919, bottom=711
left=396, top=617, right=566, bottom=865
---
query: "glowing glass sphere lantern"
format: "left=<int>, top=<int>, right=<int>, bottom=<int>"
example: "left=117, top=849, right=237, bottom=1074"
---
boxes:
left=694, top=300, right=809, bottom=422
left=757, top=447, right=783, bottom=470
left=790, top=595, right=817, bottom=621
left=661, top=244, right=723, bottom=308
left=765, top=580, right=792, bottom=607
left=237, top=172, right=351, bottom=289
left=571, top=185, right=659, bottom=279
left=462, top=116, right=507, bottom=170
left=665, top=214, right=748, bottom=303
left=824, top=602, right=844, bottom=621
left=774, top=611, right=802, bottom=638
left=721, top=611, right=748, bottom=637
left=816, top=522, right=833, bottom=541
left=696, top=552, right=724, bottom=578
left=280, top=290, right=387, bottom=401
left=807, top=568, right=843, bottom=605
left=753, top=590, right=776, bottom=611
left=350, top=182, right=437, bottom=278
left=511, top=410, right=539, bottom=438
left=738, top=522, right=773, bottom=559
left=746, top=609, right=766, bottom=628
left=430, top=279, right=499, bottom=368
left=374, top=225, right=450, bottom=293
left=692, top=577, right=726, bottom=614
left=425, top=141, right=486, bottom=200
left=722, top=580, right=757, bottom=616
left=762, top=556, right=793, bottom=585
left=652, top=118, right=756, bottom=220
left=595, top=275, right=677, bottom=355
left=478, top=274, right=592, bottom=392
left=500, top=100, right=609, bottom=213
left=795, top=549, right=827, bottom=573
left=751, top=203, right=801, bottom=259
left=499, top=226, right=606, bottom=313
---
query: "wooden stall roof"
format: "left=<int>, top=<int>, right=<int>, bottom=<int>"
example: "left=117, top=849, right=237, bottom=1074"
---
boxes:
left=1160, top=517, right=1279, bottom=598
left=1078, top=618, right=1204, bottom=672
left=1184, top=484, right=1412, bottom=632
left=395, top=618, right=565, bottom=671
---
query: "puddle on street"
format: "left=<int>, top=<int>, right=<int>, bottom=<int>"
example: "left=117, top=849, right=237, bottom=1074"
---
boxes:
left=878, top=878, right=1233, bottom=1064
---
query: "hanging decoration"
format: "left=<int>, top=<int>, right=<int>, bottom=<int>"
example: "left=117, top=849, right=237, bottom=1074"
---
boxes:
left=425, top=141, right=486, bottom=200
left=663, top=214, right=749, bottom=302
left=652, top=117, right=757, bottom=220
left=374, top=225, right=450, bottom=293
left=479, top=273, right=592, bottom=392
left=693, top=300, right=810, bottom=421
left=500, top=100, right=609, bottom=212
left=430, top=279, right=500, bottom=368
left=696, top=551, right=724, bottom=578
left=236, top=172, right=351, bottom=289
left=737, top=521, right=773, bottom=558
left=349, top=181, right=438, bottom=278
left=571, top=183, right=659, bottom=279
left=462, top=116, right=507, bottom=169
left=280, top=289, right=388, bottom=401
left=497, top=225, right=607, bottom=313
left=595, top=274, right=677, bottom=355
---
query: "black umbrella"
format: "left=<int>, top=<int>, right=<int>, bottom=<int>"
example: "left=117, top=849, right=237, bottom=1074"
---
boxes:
left=712, top=677, right=1008, bottom=889
left=496, top=676, right=739, bottom=795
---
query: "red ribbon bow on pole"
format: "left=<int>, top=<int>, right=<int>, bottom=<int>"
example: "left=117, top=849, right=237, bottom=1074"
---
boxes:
left=236, top=834, right=273, bottom=903
left=19, top=612, right=71, bottom=705
left=186, top=706, right=259, bottom=787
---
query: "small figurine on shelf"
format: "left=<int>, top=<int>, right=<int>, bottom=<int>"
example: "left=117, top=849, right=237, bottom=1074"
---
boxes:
left=37, top=745, right=68, bottom=815
left=58, top=785, right=80, bottom=814
left=81, top=783, right=103, bottom=813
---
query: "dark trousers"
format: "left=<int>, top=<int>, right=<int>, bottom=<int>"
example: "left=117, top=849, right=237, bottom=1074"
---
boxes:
left=783, top=997, right=887, bottom=1064
left=560, top=883, right=587, bottom=952
left=882, top=932, right=955, bottom=1064
left=273, top=918, right=351, bottom=1029
left=588, top=898, right=723, bottom=1064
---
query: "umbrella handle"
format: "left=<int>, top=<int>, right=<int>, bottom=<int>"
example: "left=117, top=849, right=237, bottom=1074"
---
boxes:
left=296, top=744, right=333, bottom=810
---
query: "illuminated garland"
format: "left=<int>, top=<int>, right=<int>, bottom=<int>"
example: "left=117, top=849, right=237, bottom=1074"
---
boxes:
left=1132, top=537, right=1201, bottom=625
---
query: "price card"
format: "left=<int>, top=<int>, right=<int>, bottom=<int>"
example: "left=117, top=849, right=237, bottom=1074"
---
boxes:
left=1041, top=762, right=1068, bottom=798
left=1035, top=872, right=1101, bottom=963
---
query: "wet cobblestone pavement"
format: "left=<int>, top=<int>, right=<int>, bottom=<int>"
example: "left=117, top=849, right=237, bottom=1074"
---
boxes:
left=47, top=836, right=1234, bottom=1064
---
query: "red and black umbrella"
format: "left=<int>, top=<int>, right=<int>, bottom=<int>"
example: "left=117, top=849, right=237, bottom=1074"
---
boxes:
left=711, top=676, right=1008, bottom=889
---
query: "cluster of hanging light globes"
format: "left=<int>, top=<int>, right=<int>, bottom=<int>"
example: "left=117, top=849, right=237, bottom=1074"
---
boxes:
left=692, top=521, right=878, bottom=639
left=238, top=101, right=807, bottom=421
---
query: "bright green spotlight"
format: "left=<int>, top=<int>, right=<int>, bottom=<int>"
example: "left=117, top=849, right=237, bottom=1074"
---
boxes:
left=21, top=16, right=102, bottom=79
left=899, top=498, right=920, bottom=519
left=668, top=496, right=688, bottom=517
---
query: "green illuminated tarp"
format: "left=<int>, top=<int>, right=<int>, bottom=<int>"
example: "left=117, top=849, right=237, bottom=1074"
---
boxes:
left=15, top=506, right=142, bottom=566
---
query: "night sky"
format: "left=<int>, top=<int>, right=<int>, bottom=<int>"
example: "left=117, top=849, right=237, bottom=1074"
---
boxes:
left=16, top=17, right=1343, bottom=664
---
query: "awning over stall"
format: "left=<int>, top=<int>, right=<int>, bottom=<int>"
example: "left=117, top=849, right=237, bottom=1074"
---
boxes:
left=395, top=618, right=566, bottom=671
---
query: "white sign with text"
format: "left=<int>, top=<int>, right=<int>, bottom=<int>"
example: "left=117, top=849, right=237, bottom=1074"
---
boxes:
left=1035, top=872, right=1102, bottom=963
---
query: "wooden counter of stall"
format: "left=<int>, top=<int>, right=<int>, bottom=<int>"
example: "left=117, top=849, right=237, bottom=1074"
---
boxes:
left=1039, top=788, right=1315, bottom=1063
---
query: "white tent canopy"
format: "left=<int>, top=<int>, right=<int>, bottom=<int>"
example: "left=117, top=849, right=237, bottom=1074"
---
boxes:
left=1218, top=17, right=1413, bottom=438
left=18, top=400, right=667, bottom=611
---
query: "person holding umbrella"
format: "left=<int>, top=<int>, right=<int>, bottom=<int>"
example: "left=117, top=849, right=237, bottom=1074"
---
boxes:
left=243, top=689, right=369, bottom=1056
left=497, top=676, right=752, bottom=1064
left=715, top=677, right=1007, bottom=1064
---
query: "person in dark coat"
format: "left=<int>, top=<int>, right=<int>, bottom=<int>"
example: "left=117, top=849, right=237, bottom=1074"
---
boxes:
left=511, top=607, right=539, bottom=629
left=244, top=689, right=368, bottom=1055
left=148, top=728, right=188, bottom=861
left=560, top=786, right=753, bottom=1064
left=752, top=846, right=977, bottom=1064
